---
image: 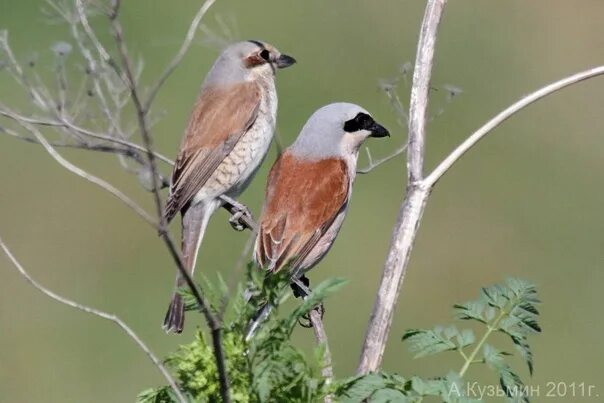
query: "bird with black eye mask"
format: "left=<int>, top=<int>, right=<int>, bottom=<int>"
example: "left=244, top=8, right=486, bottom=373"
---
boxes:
left=246, top=102, right=389, bottom=339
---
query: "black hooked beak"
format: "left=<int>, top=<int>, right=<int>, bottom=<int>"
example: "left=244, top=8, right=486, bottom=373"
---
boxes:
left=369, top=121, right=390, bottom=138
left=275, top=54, right=296, bottom=69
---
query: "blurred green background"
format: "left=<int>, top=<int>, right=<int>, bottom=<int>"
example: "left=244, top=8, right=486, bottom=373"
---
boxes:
left=1, top=0, right=603, bottom=401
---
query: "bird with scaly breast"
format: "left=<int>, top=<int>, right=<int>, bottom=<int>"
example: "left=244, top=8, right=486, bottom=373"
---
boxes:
left=163, top=40, right=296, bottom=333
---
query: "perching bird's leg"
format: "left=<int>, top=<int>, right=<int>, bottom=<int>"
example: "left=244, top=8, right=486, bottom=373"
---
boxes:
left=291, top=276, right=325, bottom=328
left=220, top=195, right=257, bottom=232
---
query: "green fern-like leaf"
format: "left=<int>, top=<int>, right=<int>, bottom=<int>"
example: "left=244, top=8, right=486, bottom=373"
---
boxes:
left=483, top=344, right=529, bottom=403
left=403, top=326, right=471, bottom=358
left=455, top=278, right=541, bottom=374
left=453, top=300, right=488, bottom=324
left=334, top=372, right=409, bottom=402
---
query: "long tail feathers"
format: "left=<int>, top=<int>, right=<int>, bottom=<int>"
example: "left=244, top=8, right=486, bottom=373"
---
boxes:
left=163, top=203, right=213, bottom=334
left=163, top=293, right=185, bottom=333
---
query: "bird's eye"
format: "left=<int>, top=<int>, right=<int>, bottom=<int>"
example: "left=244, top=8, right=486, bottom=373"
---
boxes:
left=259, top=49, right=270, bottom=61
left=356, top=113, right=374, bottom=130
left=344, top=112, right=373, bottom=132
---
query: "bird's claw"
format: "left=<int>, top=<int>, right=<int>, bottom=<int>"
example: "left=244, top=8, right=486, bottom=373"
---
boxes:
left=298, top=303, right=325, bottom=328
left=228, top=204, right=253, bottom=231
left=229, top=210, right=246, bottom=231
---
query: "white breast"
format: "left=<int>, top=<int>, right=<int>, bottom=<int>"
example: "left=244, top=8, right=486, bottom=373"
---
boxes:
left=193, top=79, right=277, bottom=203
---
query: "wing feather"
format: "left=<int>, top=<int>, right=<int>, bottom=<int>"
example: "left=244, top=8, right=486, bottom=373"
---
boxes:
left=254, top=152, right=349, bottom=274
left=164, top=82, right=261, bottom=222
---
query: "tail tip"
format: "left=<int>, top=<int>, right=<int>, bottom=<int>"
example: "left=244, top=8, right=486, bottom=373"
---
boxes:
left=163, top=294, right=185, bottom=334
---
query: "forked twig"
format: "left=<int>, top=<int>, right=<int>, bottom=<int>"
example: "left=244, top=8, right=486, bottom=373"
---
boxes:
left=358, top=0, right=604, bottom=375
left=358, top=0, right=447, bottom=374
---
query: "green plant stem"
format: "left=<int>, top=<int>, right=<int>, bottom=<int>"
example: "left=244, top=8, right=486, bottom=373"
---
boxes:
left=458, top=307, right=508, bottom=377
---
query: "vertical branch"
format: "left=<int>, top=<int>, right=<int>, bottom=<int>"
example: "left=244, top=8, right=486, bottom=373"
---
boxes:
left=105, top=3, right=232, bottom=402
left=407, top=0, right=444, bottom=184
left=309, top=310, right=334, bottom=403
left=357, top=0, right=447, bottom=374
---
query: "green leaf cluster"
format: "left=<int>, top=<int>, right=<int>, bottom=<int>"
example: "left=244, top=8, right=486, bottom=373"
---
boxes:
left=138, top=264, right=343, bottom=402
left=401, top=278, right=542, bottom=402
left=139, top=273, right=542, bottom=403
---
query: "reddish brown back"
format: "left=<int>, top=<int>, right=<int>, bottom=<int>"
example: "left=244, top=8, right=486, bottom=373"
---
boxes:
left=255, top=151, right=349, bottom=273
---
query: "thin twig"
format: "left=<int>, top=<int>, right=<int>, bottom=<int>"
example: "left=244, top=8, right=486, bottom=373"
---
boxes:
left=0, top=236, right=187, bottom=403
left=385, top=85, right=410, bottom=128
left=219, top=195, right=257, bottom=232
left=357, top=82, right=410, bottom=174
left=75, top=0, right=114, bottom=69
left=2, top=125, right=143, bottom=161
left=357, top=142, right=408, bottom=174
left=219, top=231, right=256, bottom=317
left=0, top=108, right=173, bottom=164
left=111, top=9, right=164, bottom=227
left=423, top=65, right=604, bottom=187
left=1, top=107, right=157, bottom=226
left=108, top=6, right=231, bottom=402
left=357, top=0, right=447, bottom=375
left=0, top=31, right=48, bottom=110
left=143, top=0, right=217, bottom=113
left=309, top=310, right=334, bottom=403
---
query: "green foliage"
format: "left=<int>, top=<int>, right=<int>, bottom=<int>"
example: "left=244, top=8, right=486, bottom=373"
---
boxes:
left=403, top=326, right=475, bottom=358
left=455, top=278, right=541, bottom=375
left=401, top=278, right=542, bottom=403
left=139, top=274, right=541, bottom=403
left=138, top=264, right=341, bottom=402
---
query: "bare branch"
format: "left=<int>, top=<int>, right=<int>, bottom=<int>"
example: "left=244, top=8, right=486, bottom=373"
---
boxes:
left=1, top=106, right=157, bottom=226
left=357, top=0, right=447, bottom=375
left=219, top=231, right=255, bottom=317
left=381, top=81, right=409, bottom=128
left=143, top=0, right=218, bottom=113
left=107, top=6, right=231, bottom=401
left=357, top=66, right=410, bottom=174
left=424, top=65, right=604, bottom=187
left=2, top=124, right=146, bottom=161
left=0, top=108, right=173, bottom=165
left=406, top=3, right=444, bottom=184
left=0, top=31, right=48, bottom=109
left=357, top=3, right=604, bottom=376
left=75, top=0, right=113, bottom=69
left=219, top=194, right=257, bottom=233
left=309, top=310, right=334, bottom=403
left=0, top=235, right=187, bottom=403
left=357, top=142, right=408, bottom=174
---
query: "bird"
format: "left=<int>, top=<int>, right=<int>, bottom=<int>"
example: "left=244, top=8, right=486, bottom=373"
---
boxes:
left=247, top=102, right=389, bottom=338
left=162, top=40, right=296, bottom=333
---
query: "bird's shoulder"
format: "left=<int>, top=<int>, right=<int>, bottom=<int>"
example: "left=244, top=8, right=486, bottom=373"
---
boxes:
left=181, top=81, right=262, bottom=152
left=263, top=151, right=349, bottom=231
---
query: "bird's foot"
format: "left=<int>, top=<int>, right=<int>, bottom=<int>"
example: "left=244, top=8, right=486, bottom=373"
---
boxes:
left=291, top=276, right=325, bottom=328
left=291, top=275, right=311, bottom=298
left=221, top=195, right=254, bottom=232
left=299, top=303, right=325, bottom=328
left=228, top=210, right=248, bottom=231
